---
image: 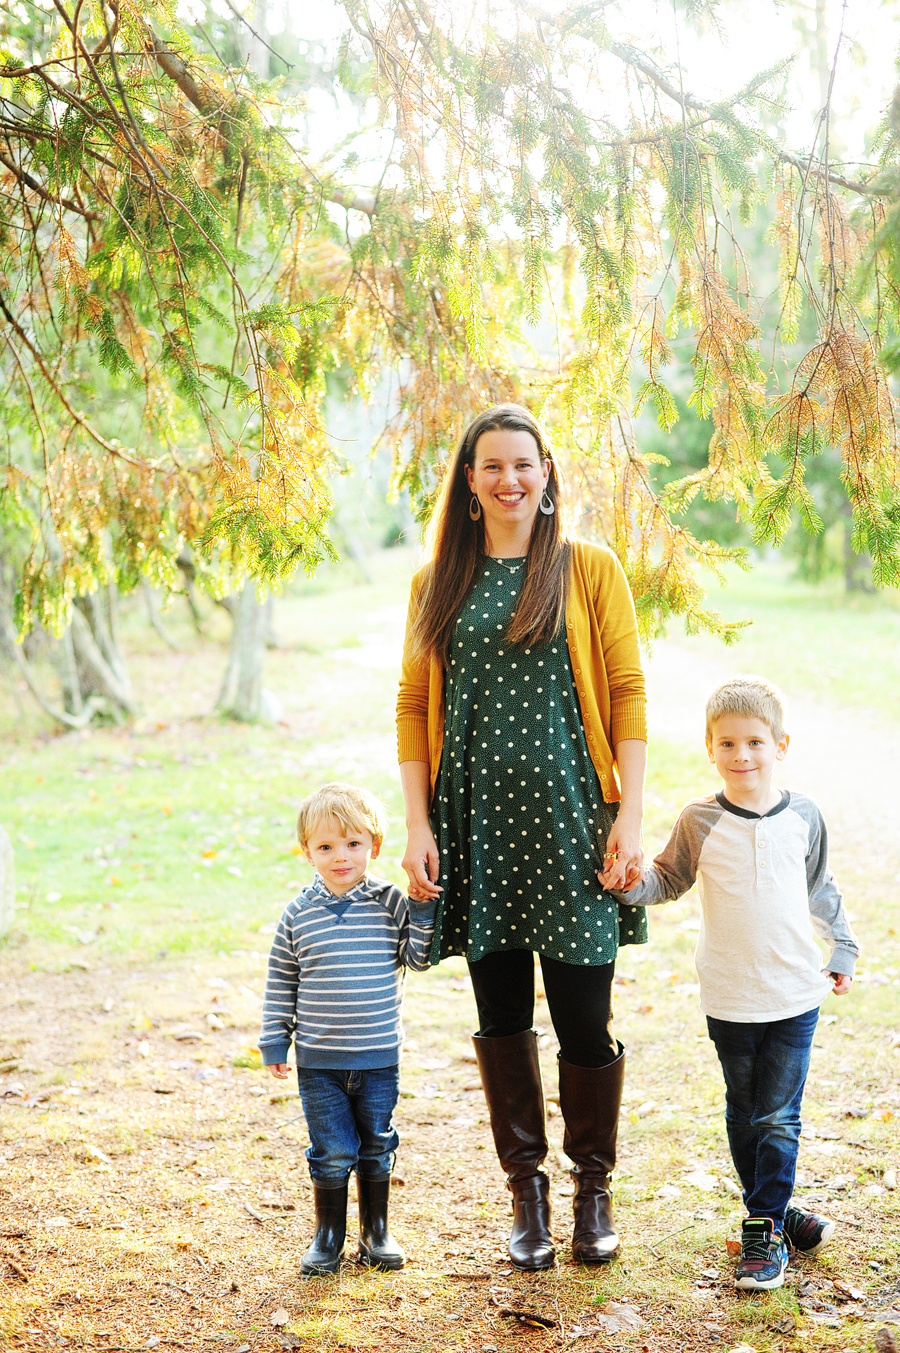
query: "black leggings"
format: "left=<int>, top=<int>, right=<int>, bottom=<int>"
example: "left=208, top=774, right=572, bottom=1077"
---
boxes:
left=467, top=949, right=618, bottom=1068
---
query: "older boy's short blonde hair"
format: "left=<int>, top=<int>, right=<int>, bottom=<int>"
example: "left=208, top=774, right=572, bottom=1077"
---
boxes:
left=296, top=782, right=388, bottom=849
left=705, top=674, right=787, bottom=743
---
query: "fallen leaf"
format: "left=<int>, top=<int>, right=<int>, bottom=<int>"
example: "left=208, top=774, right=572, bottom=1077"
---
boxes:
left=602, top=1301, right=641, bottom=1331
left=875, top=1330, right=899, bottom=1353
left=270, top=1307, right=290, bottom=1327
left=833, top=1279, right=866, bottom=1301
left=725, top=1346, right=759, bottom=1353
left=725, top=1238, right=742, bottom=1256
left=769, top=1316, right=796, bottom=1334
left=844, top=1105, right=870, bottom=1118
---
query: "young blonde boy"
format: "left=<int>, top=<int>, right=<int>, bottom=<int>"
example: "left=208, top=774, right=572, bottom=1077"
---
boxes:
left=260, top=782, right=436, bottom=1275
left=615, top=676, right=858, bottom=1289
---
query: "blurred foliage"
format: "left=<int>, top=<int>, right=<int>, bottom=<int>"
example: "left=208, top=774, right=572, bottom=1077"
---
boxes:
left=0, top=0, right=898, bottom=654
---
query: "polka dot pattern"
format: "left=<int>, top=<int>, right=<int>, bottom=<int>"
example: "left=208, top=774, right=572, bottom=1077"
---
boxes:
left=429, top=559, right=648, bottom=965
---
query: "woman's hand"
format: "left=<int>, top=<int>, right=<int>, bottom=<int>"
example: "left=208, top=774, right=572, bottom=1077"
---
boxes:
left=598, top=813, right=644, bottom=891
left=402, top=821, right=443, bottom=901
left=399, top=760, right=444, bottom=902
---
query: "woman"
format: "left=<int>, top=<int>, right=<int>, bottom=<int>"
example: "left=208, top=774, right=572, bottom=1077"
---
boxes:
left=396, top=404, right=648, bottom=1270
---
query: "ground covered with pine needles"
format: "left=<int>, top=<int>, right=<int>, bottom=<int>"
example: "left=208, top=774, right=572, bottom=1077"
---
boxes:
left=2, top=553, right=900, bottom=1353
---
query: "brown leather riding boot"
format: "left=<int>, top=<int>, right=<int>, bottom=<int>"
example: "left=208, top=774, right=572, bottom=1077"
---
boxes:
left=472, top=1029, right=555, bottom=1271
left=558, top=1044, right=625, bottom=1264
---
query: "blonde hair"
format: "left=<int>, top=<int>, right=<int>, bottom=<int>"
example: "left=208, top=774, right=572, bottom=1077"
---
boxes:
left=296, top=782, right=388, bottom=849
left=705, top=674, right=787, bottom=743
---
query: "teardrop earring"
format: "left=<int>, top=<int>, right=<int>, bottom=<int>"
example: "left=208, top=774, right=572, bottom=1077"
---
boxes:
left=469, top=495, right=482, bottom=521
left=539, top=490, right=555, bottom=516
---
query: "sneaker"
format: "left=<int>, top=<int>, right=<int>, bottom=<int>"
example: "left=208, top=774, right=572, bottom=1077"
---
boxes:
left=735, top=1217, right=790, bottom=1290
left=783, top=1205, right=836, bottom=1257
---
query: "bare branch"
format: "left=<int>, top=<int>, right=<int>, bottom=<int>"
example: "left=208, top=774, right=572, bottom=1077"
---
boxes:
left=0, top=147, right=101, bottom=219
left=608, top=40, right=885, bottom=197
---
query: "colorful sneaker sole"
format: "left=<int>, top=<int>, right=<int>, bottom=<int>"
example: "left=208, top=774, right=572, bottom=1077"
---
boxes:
left=735, top=1241, right=789, bottom=1290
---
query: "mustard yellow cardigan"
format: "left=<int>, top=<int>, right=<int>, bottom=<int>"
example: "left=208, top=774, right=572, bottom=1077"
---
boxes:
left=396, top=539, right=647, bottom=802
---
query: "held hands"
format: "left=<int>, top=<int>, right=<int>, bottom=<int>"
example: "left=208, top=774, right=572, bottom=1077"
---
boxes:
left=597, top=814, right=644, bottom=891
left=827, top=971, right=853, bottom=996
left=401, top=822, right=444, bottom=903
left=268, top=1063, right=290, bottom=1079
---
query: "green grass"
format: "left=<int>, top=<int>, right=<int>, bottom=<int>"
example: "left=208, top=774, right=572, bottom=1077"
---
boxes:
left=678, top=558, right=900, bottom=720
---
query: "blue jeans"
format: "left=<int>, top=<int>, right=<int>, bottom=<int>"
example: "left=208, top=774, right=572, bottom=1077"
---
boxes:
left=707, top=1007, right=819, bottom=1228
left=296, top=1065, right=400, bottom=1186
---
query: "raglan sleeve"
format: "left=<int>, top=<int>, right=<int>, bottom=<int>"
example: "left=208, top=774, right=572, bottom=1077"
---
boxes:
left=612, top=804, right=705, bottom=907
left=804, top=804, right=859, bottom=976
left=258, top=905, right=300, bottom=1066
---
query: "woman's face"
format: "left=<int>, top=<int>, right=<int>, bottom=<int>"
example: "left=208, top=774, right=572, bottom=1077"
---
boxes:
left=464, top=428, right=550, bottom=545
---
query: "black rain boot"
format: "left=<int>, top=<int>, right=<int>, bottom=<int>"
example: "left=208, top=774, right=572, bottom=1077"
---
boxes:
left=472, top=1029, right=555, bottom=1271
left=357, top=1174, right=405, bottom=1270
left=558, top=1044, right=625, bottom=1264
left=300, top=1180, right=348, bottom=1275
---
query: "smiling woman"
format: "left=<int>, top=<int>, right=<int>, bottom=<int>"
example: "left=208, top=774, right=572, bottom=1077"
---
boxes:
left=396, top=403, right=649, bottom=1271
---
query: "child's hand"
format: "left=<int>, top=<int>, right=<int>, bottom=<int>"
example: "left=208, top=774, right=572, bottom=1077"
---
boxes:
left=267, top=1063, right=290, bottom=1079
left=598, top=865, right=644, bottom=892
left=827, top=971, right=852, bottom=995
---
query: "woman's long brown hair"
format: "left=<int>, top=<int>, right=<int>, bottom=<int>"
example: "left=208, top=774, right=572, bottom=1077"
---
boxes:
left=408, top=404, right=572, bottom=666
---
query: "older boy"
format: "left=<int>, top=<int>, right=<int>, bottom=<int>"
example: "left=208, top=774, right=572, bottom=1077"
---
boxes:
left=615, top=675, right=858, bottom=1289
left=260, top=782, right=436, bottom=1275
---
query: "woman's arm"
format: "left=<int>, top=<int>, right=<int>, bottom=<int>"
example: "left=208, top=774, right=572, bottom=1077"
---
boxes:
left=598, top=738, right=646, bottom=890
left=399, top=760, right=443, bottom=900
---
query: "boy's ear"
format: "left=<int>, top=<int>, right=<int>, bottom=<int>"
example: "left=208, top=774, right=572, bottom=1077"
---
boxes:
left=300, top=844, right=314, bottom=866
left=370, top=838, right=382, bottom=860
left=776, top=733, right=790, bottom=760
left=706, top=740, right=714, bottom=764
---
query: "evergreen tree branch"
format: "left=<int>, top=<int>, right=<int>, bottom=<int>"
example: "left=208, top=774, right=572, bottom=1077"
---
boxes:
left=0, top=146, right=101, bottom=220
left=607, top=40, right=883, bottom=197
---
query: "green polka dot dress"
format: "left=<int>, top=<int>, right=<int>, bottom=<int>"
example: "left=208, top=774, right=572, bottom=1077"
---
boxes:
left=430, top=558, right=649, bottom=966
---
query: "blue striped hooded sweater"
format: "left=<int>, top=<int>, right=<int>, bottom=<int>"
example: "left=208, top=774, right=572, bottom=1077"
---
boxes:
left=259, top=874, right=436, bottom=1070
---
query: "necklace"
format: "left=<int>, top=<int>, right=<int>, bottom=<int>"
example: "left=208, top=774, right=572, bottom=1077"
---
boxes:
left=489, top=556, right=525, bottom=574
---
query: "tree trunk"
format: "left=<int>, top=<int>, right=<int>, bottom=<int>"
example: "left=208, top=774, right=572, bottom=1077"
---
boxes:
left=216, top=583, right=272, bottom=721
left=71, top=586, right=138, bottom=719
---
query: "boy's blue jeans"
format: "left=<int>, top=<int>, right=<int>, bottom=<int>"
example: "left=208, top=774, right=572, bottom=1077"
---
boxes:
left=707, top=1006, right=819, bottom=1228
left=296, top=1065, right=400, bottom=1186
